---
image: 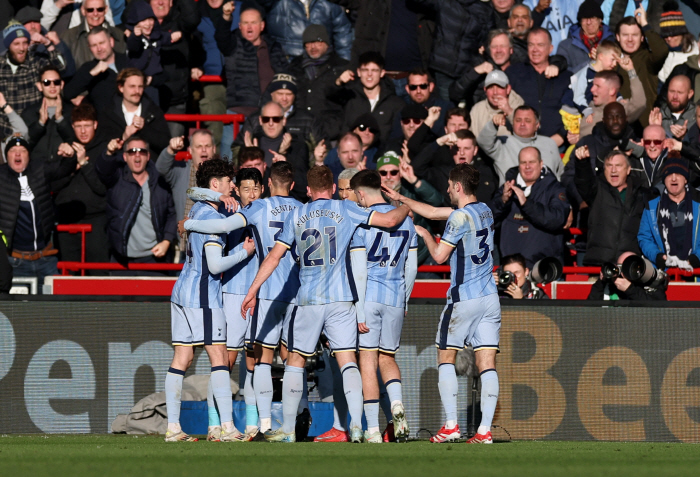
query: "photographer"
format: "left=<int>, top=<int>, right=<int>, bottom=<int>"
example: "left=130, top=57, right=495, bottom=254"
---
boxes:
left=493, top=253, right=550, bottom=299
left=587, top=252, right=667, bottom=301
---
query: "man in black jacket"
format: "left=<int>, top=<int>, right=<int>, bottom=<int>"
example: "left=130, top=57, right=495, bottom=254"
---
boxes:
left=98, top=67, right=170, bottom=155
left=95, top=135, right=177, bottom=275
left=489, top=146, right=570, bottom=268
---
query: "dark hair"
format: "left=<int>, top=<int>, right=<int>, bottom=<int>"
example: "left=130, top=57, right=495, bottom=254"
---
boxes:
left=270, top=161, right=295, bottom=188
left=236, top=166, right=263, bottom=186
left=487, top=28, right=512, bottom=49
left=239, top=146, right=265, bottom=164
left=72, top=102, right=97, bottom=123
left=528, top=27, right=552, bottom=44
left=615, top=16, right=643, bottom=36
left=455, top=129, right=476, bottom=142
left=680, top=32, right=696, bottom=54
left=604, top=149, right=630, bottom=166
left=39, top=65, right=61, bottom=80
left=449, top=163, right=480, bottom=195
left=446, top=107, right=470, bottom=127
left=307, top=165, right=334, bottom=192
left=595, top=70, right=622, bottom=90
left=123, top=135, right=149, bottom=152
left=408, top=67, right=434, bottom=83
left=358, top=51, right=385, bottom=70
left=349, top=169, right=381, bottom=191
left=514, top=105, right=540, bottom=121
left=116, top=67, right=144, bottom=87
left=196, top=158, right=234, bottom=188
left=501, top=253, right=527, bottom=270
left=87, top=25, right=112, bottom=40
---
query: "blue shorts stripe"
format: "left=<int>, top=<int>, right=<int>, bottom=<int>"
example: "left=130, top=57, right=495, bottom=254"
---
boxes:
left=287, top=306, right=298, bottom=353
left=249, top=299, right=260, bottom=344
left=439, top=304, right=453, bottom=350
left=203, top=307, right=213, bottom=346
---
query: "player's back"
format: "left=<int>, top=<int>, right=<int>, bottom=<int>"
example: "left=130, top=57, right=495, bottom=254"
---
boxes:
left=172, top=202, right=226, bottom=308
left=441, top=202, right=497, bottom=302
left=351, top=203, right=417, bottom=308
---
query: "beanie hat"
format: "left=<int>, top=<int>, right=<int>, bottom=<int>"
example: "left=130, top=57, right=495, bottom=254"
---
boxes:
left=377, top=151, right=401, bottom=169
left=3, top=20, right=30, bottom=50
left=268, top=73, right=297, bottom=95
left=661, top=157, right=689, bottom=180
left=577, top=0, right=604, bottom=23
left=4, top=134, right=30, bottom=158
left=660, top=1, right=689, bottom=38
left=302, top=24, right=330, bottom=45
left=401, top=103, right=428, bottom=120
left=350, top=113, right=380, bottom=133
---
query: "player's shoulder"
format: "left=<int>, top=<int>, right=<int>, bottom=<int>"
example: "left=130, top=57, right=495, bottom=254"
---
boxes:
left=191, top=201, right=222, bottom=220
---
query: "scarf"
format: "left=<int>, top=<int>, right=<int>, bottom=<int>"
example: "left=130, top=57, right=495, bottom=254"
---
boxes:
left=658, top=186, right=693, bottom=260
left=301, top=49, right=332, bottom=81
left=581, top=29, right=603, bottom=52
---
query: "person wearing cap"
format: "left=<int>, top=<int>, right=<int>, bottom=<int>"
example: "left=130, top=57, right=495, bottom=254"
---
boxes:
left=264, top=0, right=353, bottom=60
left=638, top=156, right=700, bottom=273
left=0, top=20, right=68, bottom=140
left=469, top=69, right=524, bottom=138
left=556, top=0, right=616, bottom=73
left=288, top=24, right=348, bottom=140
left=657, top=1, right=698, bottom=84
left=383, top=103, right=429, bottom=156
left=0, top=134, right=76, bottom=287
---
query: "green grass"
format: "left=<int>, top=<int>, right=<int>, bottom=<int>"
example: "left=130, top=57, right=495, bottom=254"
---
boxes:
left=1, top=435, right=699, bottom=477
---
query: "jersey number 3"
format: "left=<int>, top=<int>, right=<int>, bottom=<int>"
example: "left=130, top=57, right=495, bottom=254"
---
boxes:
left=470, top=228, right=490, bottom=265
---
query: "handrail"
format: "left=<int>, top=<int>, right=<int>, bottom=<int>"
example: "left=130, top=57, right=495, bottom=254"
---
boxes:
left=163, top=113, right=246, bottom=138
left=56, top=224, right=92, bottom=276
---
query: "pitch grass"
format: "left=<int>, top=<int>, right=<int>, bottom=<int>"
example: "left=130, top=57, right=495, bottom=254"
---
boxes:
left=1, top=436, right=700, bottom=477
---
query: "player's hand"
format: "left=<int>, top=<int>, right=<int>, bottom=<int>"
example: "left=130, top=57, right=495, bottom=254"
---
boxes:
left=57, top=142, right=75, bottom=157
left=167, top=135, right=185, bottom=155
left=243, top=237, right=255, bottom=255
left=336, top=70, right=355, bottom=86
left=241, top=293, right=256, bottom=320
left=504, top=282, right=523, bottom=299
left=178, top=218, right=187, bottom=237
left=170, top=31, right=182, bottom=43
left=544, top=65, right=560, bottom=78
left=314, top=139, right=327, bottom=165
left=358, top=322, right=370, bottom=334
left=414, top=224, right=431, bottom=240
left=574, top=145, right=590, bottom=160
left=151, top=240, right=170, bottom=258
left=107, top=138, right=124, bottom=155
left=220, top=196, right=239, bottom=212
left=381, top=185, right=404, bottom=203
left=670, top=120, right=688, bottom=140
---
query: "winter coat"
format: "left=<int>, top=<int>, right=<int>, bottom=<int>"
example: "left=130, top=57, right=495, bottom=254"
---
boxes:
left=660, top=55, right=700, bottom=109
left=98, top=95, right=171, bottom=156
left=124, top=0, right=172, bottom=78
left=63, top=53, right=129, bottom=112
left=21, top=99, right=75, bottom=164
left=60, top=22, right=126, bottom=70
left=556, top=24, right=615, bottom=73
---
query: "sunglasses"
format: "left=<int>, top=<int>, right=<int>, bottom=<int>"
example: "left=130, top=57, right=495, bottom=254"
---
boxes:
left=643, top=139, right=664, bottom=146
left=42, top=79, right=61, bottom=86
left=407, top=83, right=429, bottom=91
left=379, top=170, right=400, bottom=177
left=261, top=116, right=283, bottom=124
left=125, top=148, right=148, bottom=155
left=401, top=118, right=423, bottom=125
left=356, top=124, right=376, bottom=133
left=86, top=7, right=106, bottom=13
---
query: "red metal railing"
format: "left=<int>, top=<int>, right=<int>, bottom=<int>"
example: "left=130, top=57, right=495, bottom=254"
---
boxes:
left=163, top=113, right=245, bottom=137
left=56, top=224, right=92, bottom=276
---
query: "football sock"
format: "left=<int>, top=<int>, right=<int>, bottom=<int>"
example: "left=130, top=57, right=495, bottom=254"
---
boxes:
left=364, top=400, right=380, bottom=434
left=207, top=376, right=221, bottom=427
left=378, top=382, right=393, bottom=423
left=331, top=358, right=348, bottom=431
left=438, top=363, right=458, bottom=426
left=211, top=366, right=233, bottom=427
left=165, top=367, right=185, bottom=425
left=297, top=367, right=309, bottom=413
left=282, top=365, right=304, bottom=434
left=340, top=362, right=364, bottom=430
left=478, top=369, right=499, bottom=434
left=386, top=379, right=403, bottom=409
left=244, top=367, right=258, bottom=432
left=254, top=363, right=273, bottom=426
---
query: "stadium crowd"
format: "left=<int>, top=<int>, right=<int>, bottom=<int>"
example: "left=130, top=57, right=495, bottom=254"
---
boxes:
left=1, top=0, right=700, bottom=299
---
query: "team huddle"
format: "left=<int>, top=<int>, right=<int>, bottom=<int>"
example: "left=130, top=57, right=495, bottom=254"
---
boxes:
left=164, top=160, right=501, bottom=444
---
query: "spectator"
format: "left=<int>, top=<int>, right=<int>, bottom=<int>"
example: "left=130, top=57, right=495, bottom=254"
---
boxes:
left=615, top=8, right=669, bottom=128
left=658, top=1, right=698, bottom=84
left=95, top=135, right=177, bottom=275
left=638, top=157, right=700, bottom=272
left=650, top=75, right=696, bottom=139
left=214, top=3, right=289, bottom=161
left=0, top=21, right=67, bottom=139
left=318, top=113, right=379, bottom=170
left=413, top=129, right=497, bottom=205
left=337, top=167, right=359, bottom=201
left=495, top=253, right=550, bottom=299
left=40, top=0, right=119, bottom=34
left=237, top=145, right=268, bottom=183
left=0, top=135, right=76, bottom=286
left=587, top=251, right=667, bottom=300
left=631, top=124, right=671, bottom=189
left=491, top=0, right=515, bottom=29
left=393, top=68, right=453, bottom=137
left=507, top=28, right=573, bottom=143
left=444, top=107, right=470, bottom=134
left=524, top=0, right=585, bottom=51
left=470, top=70, right=524, bottom=138
left=63, top=26, right=128, bottom=111
left=21, top=65, right=74, bottom=164
left=52, top=102, right=110, bottom=270
left=0, top=92, right=29, bottom=141
left=60, top=0, right=126, bottom=69
left=557, top=0, right=616, bottom=73
left=324, top=131, right=363, bottom=186
left=384, top=103, right=429, bottom=156
left=264, top=0, right=353, bottom=60
left=15, top=6, right=76, bottom=78
left=574, top=150, right=649, bottom=265
left=330, top=51, right=405, bottom=144
left=489, top=146, right=570, bottom=268
left=288, top=24, right=349, bottom=140
left=477, top=105, right=563, bottom=185
left=98, top=67, right=170, bottom=155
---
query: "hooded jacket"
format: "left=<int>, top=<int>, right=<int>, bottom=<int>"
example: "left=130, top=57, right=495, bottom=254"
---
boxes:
left=557, top=24, right=616, bottom=73
left=124, top=0, right=172, bottom=77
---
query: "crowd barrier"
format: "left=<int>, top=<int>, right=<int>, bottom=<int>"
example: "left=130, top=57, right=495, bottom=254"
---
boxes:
left=1, top=299, right=699, bottom=441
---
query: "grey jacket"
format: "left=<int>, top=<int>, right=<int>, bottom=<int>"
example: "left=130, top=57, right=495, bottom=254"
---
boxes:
left=155, top=148, right=191, bottom=223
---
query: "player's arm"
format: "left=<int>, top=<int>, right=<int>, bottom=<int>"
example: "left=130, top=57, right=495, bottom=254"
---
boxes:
left=404, top=248, right=418, bottom=311
left=368, top=203, right=412, bottom=228
left=204, top=239, right=254, bottom=274
left=186, top=186, right=239, bottom=211
left=350, top=248, right=369, bottom=332
left=415, top=225, right=453, bottom=264
left=241, top=242, right=287, bottom=318
left=185, top=212, right=247, bottom=234
left=381, top=186, right=452, bottom=221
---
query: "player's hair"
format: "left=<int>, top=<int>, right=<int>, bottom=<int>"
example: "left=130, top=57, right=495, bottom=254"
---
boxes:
left=596, top=39, right=622, bottom=58
left=87, top=25, right=112, bottom=40
left=501, top=253, right=527, bottom=270
left=595, top=70, right=622, bottom=90
left=307, top=165, right=334, bottom=192
left=190, top=128, right=214, bottom=142
left=71, top=102, right=97, bottom=123
left=446, top=107, right=470, bottom=127
left=239, top=146, right=265, bottom=164
left=455, top=129, right=476, bottom=143
left=338, top=168, right=359, bottom=181
left=349, top=169, right=381, bottom=192
left=339, top=131, right=362, bottom=148
left=408, top=67, right=434, bottom=83
left=236, top=166, right=263, bottom=186
left=487, top=28, right=512, bottom=49
left=196, top=158, right=234, bottom=188
left=615, top=16, right=643, bottom=36
left=39, top=65, right=62, bottom=80
left=123, top=135, right=149, bottom=153
left=528, top=27, right=552, bottom=44
left=514, top=105, right=540, bottom=121
left=117, top=67, right=144, bottom=87
left=270, top=161, right=295, bottom=188
left=358, top=51, right=385, bottom=70
left=519, top=146, right=542, bottom=162
left=449, top=163, right=480, bottom=196
left=604, top=149, right=630, bottom=167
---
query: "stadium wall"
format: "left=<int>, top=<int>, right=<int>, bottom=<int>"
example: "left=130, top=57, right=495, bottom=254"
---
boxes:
left=0, top=299, right=699, bottom=442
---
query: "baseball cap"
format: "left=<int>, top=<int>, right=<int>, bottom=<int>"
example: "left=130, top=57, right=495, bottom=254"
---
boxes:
left=484, top=70, right=509, bottom=88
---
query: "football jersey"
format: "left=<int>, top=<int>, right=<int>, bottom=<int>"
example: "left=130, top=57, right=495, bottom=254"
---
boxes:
left=277, top=199, right=374, bottom=306
left=221, top=203, right=257, bottom=295
left=440, top=202, right=497, bottom=302
left=171, top=201, right=226, bottom=308
left=350, top=203, right=418, bottom=308
left=235, top=196, right=302, bottom=303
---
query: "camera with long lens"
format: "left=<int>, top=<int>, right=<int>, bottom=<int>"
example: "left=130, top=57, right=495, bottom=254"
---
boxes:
left=600, top=262, right=621, bottom=282
left=529, top=257, right=563, bottom=284
left=620, top=255, right=668, bottom=288
left=497, top=270, right=516, bottom=291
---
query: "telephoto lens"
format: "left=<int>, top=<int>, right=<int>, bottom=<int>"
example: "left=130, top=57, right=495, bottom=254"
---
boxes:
left=497, top=270, right=516, bottom=291
left=600, top=262, right=620, bottom=282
